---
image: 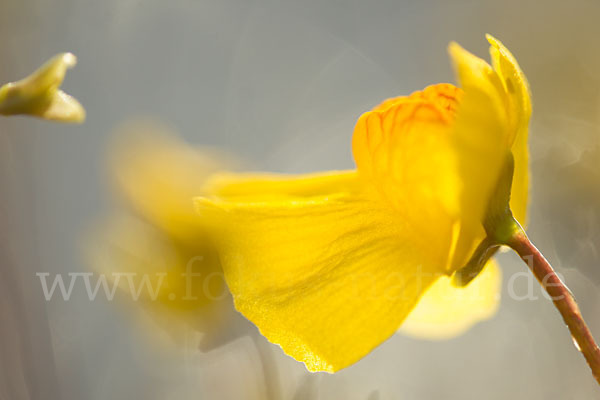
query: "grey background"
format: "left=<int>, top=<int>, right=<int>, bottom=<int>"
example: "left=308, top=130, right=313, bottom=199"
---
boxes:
left=1, top=0, right=600, bottom=399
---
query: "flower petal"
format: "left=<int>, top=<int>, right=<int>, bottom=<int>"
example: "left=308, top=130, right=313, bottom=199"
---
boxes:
left=487, top=35, right=531, bottom=225
left=509, top=122, right=529, bottom=226
left=399, top=260, right=501, bottom=340
left=89, top=214, right=222, bottom=311
left=447, top=42, right=512, bottom=270
left=486, top=35, right=532, bottom=145
left=108, top=121, right=227, bottom=239
left=196, top=182, right=444, bottom=373
left=90, top=126, right=242, bottom=350
left=352, top=84, right=462, bottom=268
left=352, top=84, right=462, bottom=219
left=203, top=169, right=361, bottom=200
left=87, top=213, right=240, bottom=351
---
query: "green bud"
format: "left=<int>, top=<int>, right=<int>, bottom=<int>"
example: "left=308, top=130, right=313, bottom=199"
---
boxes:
left=0, top=53, right=85, bottom=123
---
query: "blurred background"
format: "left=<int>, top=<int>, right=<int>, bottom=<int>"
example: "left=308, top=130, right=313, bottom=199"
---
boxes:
left=1, top=0, right=600, bottom=399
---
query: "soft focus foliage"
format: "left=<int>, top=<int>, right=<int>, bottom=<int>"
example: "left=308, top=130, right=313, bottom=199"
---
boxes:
left=0, top=53, right=85, bottom=122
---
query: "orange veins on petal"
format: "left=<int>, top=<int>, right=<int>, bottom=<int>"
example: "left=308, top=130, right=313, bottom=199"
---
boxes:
left=373, top=83, right=462, bottom=114
left=352, top=83, right=462, bottom=177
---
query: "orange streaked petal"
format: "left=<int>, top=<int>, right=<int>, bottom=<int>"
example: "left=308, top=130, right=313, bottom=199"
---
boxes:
left=352, top=84, right=463, bottom=242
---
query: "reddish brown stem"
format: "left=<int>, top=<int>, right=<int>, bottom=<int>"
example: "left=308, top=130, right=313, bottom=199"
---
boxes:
left=507, top=231, right=600, bottom=385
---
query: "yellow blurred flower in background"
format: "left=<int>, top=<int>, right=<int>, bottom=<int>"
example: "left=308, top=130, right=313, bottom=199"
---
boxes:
left=89, top=121, right=242, bottom=350
left=0, top=53, right=85, bottom=123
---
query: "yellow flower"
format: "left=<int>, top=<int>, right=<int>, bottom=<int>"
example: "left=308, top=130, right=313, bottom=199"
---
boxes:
left=0, top=53, right=85, bottom=122
left=191, top=35, right=531, bottom=373
left=88, top=121, right=240, bottom=349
